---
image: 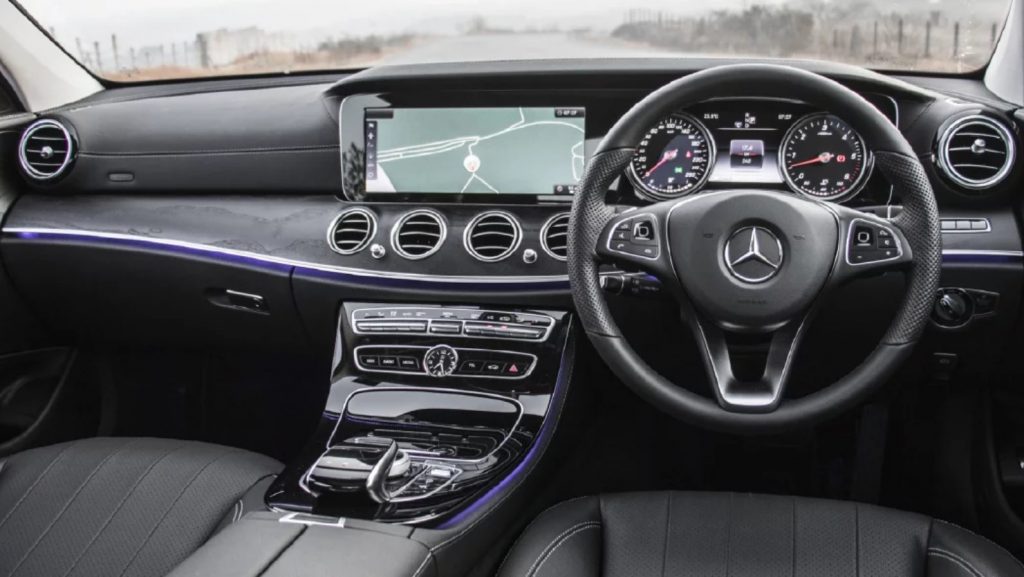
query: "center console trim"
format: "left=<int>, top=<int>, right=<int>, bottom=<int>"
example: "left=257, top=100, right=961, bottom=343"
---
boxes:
left=323, top=385, right=526, bottom=466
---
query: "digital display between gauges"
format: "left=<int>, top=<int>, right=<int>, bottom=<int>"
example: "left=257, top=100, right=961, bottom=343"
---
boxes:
left=779, top=114, right=871, bottom=201
left=627, top=113, right=714, bottom=200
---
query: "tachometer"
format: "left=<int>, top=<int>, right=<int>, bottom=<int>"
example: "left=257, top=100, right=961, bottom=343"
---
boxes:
left=779, top=114, right=871, bottom=201
left=628, top=113, right=715, bottom=200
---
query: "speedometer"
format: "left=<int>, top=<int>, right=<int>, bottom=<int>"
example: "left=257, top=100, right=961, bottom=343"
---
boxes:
left=779, top=114, right=871, bottom=201
left=627, top=113, right=715, bottom=201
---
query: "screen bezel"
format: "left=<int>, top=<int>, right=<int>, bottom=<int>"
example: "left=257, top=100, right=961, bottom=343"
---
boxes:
left=362, top=105, right=585, bottom=198
left=340, top=91, right=613, bottom=204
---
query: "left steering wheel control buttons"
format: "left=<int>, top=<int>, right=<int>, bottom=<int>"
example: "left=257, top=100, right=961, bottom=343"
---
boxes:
left=846, top=219, right=902, bottom=265
left=608, top=216, right=660, bottom=259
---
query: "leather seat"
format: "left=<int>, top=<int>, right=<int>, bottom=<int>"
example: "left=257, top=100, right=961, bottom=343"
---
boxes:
left=0, top=437, right=281, bottom=577
left=498, top=492, right=1024, bottom=577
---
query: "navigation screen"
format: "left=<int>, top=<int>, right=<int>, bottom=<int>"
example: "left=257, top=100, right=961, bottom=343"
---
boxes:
left=364, top=107, right=586, bottom=195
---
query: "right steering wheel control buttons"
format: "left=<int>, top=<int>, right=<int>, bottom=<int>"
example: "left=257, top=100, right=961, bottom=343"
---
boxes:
left=847, top=219, right=901, bottom=264
left=608, top=216, right=660, bottom=259
left=932, top=287, right=999, bottom=328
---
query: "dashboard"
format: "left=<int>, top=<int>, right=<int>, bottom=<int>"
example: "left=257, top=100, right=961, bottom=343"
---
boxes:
left=1, top=59, right=1022, bottom=360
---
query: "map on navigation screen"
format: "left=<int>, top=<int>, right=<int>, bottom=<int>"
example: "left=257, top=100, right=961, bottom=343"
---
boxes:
left=364, top=107, right=585, bottom=195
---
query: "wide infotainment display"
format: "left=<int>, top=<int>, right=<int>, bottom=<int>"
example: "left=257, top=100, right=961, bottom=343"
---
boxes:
left=364, top=107, right=585, bottom=195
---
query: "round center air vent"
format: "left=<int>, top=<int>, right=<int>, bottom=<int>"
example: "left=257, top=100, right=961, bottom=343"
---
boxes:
left=937, top=115, right=1015, bottom=191
left=464, top=212, right=522, bottom=262
left=18, top=119, right=74, bottom=181
left=391, top=210, right=446, bottom=260
left=327, top=208, right=377, bottom=255
left=541, top=213, right=570, bottom=261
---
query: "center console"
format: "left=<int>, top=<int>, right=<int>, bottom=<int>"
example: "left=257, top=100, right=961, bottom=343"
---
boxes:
left=266, top=302, right=572, bottom=525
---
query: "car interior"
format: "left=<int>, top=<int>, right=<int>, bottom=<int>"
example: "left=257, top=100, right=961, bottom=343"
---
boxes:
left=3, top=0, right=1024, bottom=575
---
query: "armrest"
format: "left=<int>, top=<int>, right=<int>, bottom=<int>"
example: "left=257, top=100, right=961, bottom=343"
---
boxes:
left=167, top=512, right=434, bottom=577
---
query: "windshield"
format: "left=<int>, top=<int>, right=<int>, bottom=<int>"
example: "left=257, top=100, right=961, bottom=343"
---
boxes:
left=15, top=0, right=1012, bottom=82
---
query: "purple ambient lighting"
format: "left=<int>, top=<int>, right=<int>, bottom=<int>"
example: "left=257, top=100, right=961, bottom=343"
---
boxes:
left=6, top=230, right=572, bottom=292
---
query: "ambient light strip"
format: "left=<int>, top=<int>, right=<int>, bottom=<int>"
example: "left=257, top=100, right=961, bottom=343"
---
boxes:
left=4, top=227, right=1022, bottom=285
left=2, top=227, right=572, bottom=290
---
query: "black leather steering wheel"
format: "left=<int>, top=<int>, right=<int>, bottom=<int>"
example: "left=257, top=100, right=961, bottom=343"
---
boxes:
left=568, top=64, right=941, bottom=435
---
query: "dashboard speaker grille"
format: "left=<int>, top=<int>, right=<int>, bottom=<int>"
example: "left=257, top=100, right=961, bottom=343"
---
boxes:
left=18, top=119, right=74, bottom=181
left=541, top=213, right=570, bottom=261
left=937, top=115, right=1015, bottom=191
left=391, top=210, right=446, bottom=260
left=464, top=212, right=522, bottom=262
left=328, top=208, right=376, bottom=254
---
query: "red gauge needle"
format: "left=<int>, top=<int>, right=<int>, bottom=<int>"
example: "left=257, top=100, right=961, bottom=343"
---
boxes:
left=644, top=149, right=679, bottom=178
left=788, top=152, right=834, bottom=170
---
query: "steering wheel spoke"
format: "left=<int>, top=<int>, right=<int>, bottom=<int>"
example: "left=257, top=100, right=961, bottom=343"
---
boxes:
left=829, top=204, right=913, bottom=285
left=595, top=205, right=678, bottom=283
left=689, top=310, right=810, bottom=413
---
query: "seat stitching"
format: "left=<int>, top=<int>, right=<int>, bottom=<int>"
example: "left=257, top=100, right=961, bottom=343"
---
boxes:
left=790, top=496, right=796, bottom=577
left=410, top=551, right=433, bottom=577
left=58, top=443, right=188, bottom=577
left=525, top=522, right=601, bottom=577
left=493, top=496, right=593, bottom=577
left=0, top=442, right=76, bottom=534
left=8, top=438, right=137, bottom=577
left=933, top=519, right=1024, bottom=575
left=114, top=447, right=243, bottom=577
left=854, top=502, right=860, bottom=577
left=929, top=549, right=985, bottom=577
left=725, top=493, right=733, bottom=577
left=430, top=357, right=575, bottom=553
left=661, top=492, right=672, bottom=577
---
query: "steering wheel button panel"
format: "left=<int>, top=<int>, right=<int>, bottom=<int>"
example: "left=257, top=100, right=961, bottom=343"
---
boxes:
left=607, top=215, right=660, bottom=260
left=846, top=218, right=903, bottom=265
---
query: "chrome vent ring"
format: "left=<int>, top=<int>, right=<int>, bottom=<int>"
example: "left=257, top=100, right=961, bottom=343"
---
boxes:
left=464, top=211, right=522, bottom=262
left=937, top=115, right=1015, bottom=191
left=18, top=119, right=74, bottom=181
left=540, top=213, right=570, bottom=261
left=327, top=208, right=377, bottom=255
left=391, top=210, right=446, bottom=260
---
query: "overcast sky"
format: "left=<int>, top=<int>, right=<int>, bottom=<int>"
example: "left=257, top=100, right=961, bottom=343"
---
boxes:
left=16, top=0, right=1000, bottom=52
left=18, top=0, right=766, bottom=47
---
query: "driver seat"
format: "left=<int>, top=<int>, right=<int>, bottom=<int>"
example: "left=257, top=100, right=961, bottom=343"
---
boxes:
left=498, top=492, right=1024, bottom=577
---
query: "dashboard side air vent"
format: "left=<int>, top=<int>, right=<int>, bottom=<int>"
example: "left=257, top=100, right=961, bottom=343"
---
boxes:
left=937, top=115, right=1015, bottom=191
left=464, top=211, right=522, bottom=262
left=18, top=119, right=74, bottom=181
left=541, top=213, right=570, bottom=261
left=391, top=210, right=446, bottom=260
left=328, top=208, right=377, bottom=255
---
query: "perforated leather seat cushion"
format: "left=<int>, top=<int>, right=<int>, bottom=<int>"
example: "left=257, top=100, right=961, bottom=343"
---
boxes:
left=0, top=437, right=281, bottom=577
left=498, top=492, right=1024, bottom=577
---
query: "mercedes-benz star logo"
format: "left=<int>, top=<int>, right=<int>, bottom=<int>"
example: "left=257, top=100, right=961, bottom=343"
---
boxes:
left=724, top=226, right=784, bottom=283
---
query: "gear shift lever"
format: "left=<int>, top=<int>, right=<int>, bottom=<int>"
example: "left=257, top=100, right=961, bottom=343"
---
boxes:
left=366, top=439, right=399, bottom=504
left=307, top=437, right=409, bottom=494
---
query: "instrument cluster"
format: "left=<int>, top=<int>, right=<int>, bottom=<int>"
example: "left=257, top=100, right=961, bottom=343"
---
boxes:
left=626, top=96, right=894, bottom=204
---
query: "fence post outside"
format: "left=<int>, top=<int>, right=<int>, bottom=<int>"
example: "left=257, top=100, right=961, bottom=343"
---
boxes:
left=897, top=19, right=904, bottom=55
left=924, top=20, right=931, bottom=57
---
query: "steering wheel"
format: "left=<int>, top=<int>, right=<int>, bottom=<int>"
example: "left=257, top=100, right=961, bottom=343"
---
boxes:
left=568, top=64, right=941, bottom=435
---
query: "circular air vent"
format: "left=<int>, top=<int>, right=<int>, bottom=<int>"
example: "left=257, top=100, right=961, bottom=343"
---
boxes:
left=937, top=115, right=1015, bottom=191
left=464, top=211, right=522, bottom=262
left=540, top=213, right=570, bottom=261
left=391, top=210, right=446, bottom=260
left=18, top=119, right=74, bottom=181
left=327, top=208, right=377, bottom=255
